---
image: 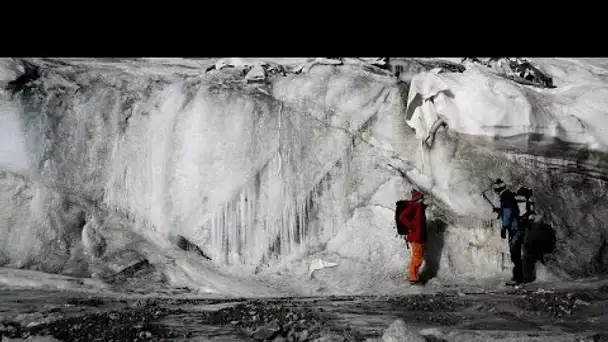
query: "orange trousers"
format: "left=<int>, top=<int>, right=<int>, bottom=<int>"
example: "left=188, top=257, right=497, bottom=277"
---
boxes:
left=409, top=241, right=424, bottom=282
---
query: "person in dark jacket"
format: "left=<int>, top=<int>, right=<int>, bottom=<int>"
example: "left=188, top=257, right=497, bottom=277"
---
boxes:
left=515, top=187, right=556, bottom=283
left=515, top=186, right=538, bottom=283
left=399, top=189, right=427, bottom=285
left=492, top=179, right=526, bottom=285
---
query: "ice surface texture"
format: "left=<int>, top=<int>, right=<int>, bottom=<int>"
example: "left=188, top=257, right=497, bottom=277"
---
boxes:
left=0, top=57, right=607, bottom=295
left=405, top=58, right=608, bottom=279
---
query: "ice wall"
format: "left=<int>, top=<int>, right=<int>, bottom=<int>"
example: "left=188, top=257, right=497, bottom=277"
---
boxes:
left=0, top=104, right=29, bottom=174
left=404, top=59, right=608, bottom=278
left=264, top=58, right=608, bottom=294
left=2, top=57, right=608, bottom=296
left=0, top=58, right=403, bottom=284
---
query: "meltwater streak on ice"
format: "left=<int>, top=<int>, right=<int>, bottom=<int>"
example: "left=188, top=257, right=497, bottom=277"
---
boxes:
left=12, top=61, right=399, bottom=277
left=0, top=102, right=29, bottom=174
left=0, top=60, right=41, bottom=270
left=190, top=68, right=398, bottom=272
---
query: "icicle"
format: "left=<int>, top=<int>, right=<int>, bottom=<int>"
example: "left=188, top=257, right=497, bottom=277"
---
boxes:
left=223, top=201, right=229, bottom=264
left=238, top=190, right=245, bottom=264
left=277, top=102, right=283, bottom=175
left=301, top=197, right=306, bottom=244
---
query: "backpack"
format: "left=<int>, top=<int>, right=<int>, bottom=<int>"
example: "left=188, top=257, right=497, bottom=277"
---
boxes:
left=515, top=186, right=536, bottom=222
left=395, top=200, right=409, bottom=236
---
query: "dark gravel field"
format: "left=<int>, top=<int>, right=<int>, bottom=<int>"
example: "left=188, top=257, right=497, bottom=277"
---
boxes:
left=2, top=280, right=608, bottom=341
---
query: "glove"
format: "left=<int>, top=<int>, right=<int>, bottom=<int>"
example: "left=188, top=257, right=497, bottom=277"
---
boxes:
left=500, top=229, right=507, bottom=239
left=493, top=208, right=501, bottom=220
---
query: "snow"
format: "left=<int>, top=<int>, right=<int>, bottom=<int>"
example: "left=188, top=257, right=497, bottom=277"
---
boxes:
left=406, top=59, right=608, bottom=152
left=0, top=97, right=29, bottom=174
left=380, top=319, right=425, bottom=342
left=245, top=64, right=266, bottom=82
left=308, top=259, right=338, bottom=277
left=0, top=58, right=22, bottom=85
left=0, top=57, right=607, bottom=297
left=0, top=267, right=109, bottom=293
left=402, top=59, right=608, bottom=219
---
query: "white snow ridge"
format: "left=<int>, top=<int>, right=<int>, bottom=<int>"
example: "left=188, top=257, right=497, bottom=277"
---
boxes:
left=0, top=57, right=607, bottom=297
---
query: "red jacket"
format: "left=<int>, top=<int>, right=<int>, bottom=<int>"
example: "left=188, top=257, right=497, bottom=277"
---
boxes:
left=398, top=200, right=425, bottom=243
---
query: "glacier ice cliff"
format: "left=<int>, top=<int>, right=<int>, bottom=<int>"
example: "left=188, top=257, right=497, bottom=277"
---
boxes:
left=0, top=57, right=607, bottom=296
left=404, top=59, right=608, bottom=279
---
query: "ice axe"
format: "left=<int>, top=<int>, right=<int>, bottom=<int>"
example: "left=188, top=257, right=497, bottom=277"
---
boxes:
left=480, top=188, right=498, bottom=210
left=481, top=188, right=502, bottom=220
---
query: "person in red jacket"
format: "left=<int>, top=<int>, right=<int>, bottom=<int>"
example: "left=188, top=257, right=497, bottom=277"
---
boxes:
left=398, top=189, right=427, bottom=285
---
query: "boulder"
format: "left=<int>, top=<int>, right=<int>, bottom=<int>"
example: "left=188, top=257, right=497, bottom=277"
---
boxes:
left=253, top=319, right=281, bottom=340
left=420, top=327, right=447, bottom=342
left=308, top=259, right=338, bottom=278
left=245, top=64, right=267, bottom=83
left=381, top=319, right=425, bottom=342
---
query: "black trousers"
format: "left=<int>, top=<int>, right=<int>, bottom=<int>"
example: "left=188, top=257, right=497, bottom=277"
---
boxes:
left=522, top=221, right=556, bottom=282
left=508, top=229, right=524, bottom=282
left=509, top=223, right=537, bottom=283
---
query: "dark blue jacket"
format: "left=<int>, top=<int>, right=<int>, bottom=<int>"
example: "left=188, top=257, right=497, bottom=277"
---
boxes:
left=499, top=189, right=520, bottom=232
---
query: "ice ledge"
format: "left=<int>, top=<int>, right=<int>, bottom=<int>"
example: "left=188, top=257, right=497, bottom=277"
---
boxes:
left=406, top=60, right=608, bottom=155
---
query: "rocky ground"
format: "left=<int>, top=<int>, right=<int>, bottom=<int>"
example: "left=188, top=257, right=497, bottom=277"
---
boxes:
left=2, top=280, right=608, bottom=341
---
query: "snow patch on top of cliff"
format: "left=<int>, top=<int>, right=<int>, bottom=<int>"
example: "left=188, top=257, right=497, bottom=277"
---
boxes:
left=406, top=58, right=608, bottom=153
